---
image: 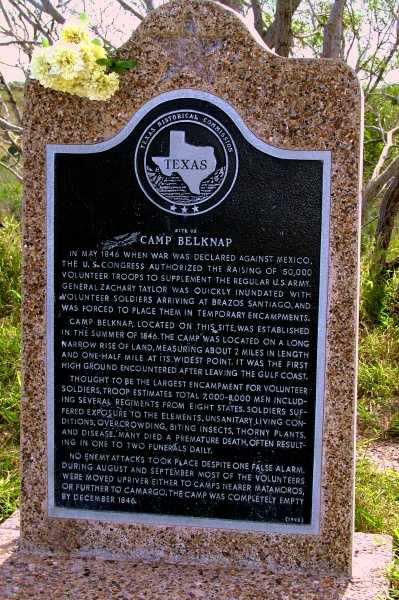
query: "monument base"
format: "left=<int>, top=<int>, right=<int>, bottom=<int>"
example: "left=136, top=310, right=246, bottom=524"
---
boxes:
left=0, top=512, right=392, bottom=599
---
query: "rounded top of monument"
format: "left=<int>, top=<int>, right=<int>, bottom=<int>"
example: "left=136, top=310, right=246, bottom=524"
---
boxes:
left=117, top=0, right=276, bottom=60
left=115, top=0, right=360, bottom=92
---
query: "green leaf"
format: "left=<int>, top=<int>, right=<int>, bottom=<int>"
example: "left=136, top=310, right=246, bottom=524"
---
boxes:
left=79, top=12, right=89, bottom=24
left=92, top=38, right=103, bottom=47
left=96, top=58, right=112, bottom=67
left=96, top=57, right=137, bottom=73
left=115, top=59, right=137, bottom=69
left=7, top=145, right=20, bottom=158
left=41, top=38, right=50, bottom=48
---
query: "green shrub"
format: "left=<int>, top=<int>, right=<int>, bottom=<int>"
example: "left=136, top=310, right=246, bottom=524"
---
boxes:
left=358, top=225, right=399, bottom=437
left=358, top=327, right=399, bottom=437
left=0, top=217, right=21, bottom=321
left=360, top=249, right=399, bottom=329
left=0, top=321, right=20, bottom=429
left=0, top=445, right=19, bottom=520
left=0, top=217, right=21, bottom=521
left=0, top=175, right=22, bottom=221
left=356, top=457, right=399, bottom=541
left=355, top=457, right=399, bottom=599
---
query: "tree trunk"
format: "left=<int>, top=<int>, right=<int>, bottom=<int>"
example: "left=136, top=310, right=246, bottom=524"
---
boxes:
left=250, top=0, right=302, bottom=53
left=374, top=176, right=399, bottom=266
left=217, top=0, right=246, bottom=13
left=274, top=0, right=298, bottom=56
left=322, top=0, right=346, bottom=58
left=366, top=177, right=399, bottom=324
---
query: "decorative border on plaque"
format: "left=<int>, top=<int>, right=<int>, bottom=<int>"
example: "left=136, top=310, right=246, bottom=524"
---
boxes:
left=46, top=89, right=331, bottom=535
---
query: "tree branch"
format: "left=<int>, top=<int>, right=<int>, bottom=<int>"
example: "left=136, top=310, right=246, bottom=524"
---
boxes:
left=221, top=0, right=302, bottom=53
left=322, top=0, right=346, bottom=58
left=251, top=0, right=265, bottom=38
left=142, top=0, right=154, bottom=11
left=363, top=154, right=399, bottom=208
left=261, top=0, right=302, bottom=52
left=0, top=40, right=37, bottom=46
left=0, top=159, right=23, bottom=181
left=370, top=125, right=399, bottom=182
left=0, top=1, right=13, bottom=31
left=0, top=71, right=22, bottom=126
left=0, top=132, right=22, bottom=155
left=365, top=19, right=399, bottom=97
left=374, top=176, right=399, bottom=259
left=89, top=24, right=117, bottom=51
left=0, top=117, right=23, bottom=134
left=24, top=0, right=65, bottom=24
left=8, top=0, right=51, bottom=41
left=217, top=0, right=246, bottom=14
left=114, top=0, right=144, bottom=20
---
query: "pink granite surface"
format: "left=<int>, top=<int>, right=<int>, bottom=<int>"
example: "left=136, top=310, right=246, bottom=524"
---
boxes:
left=0, top=513, right=393, bottom=600
left=21, top=0, right=362, bottom=574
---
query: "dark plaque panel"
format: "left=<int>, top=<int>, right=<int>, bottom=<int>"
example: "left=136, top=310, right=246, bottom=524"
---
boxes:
left=47, top=90, right=330, bottom=533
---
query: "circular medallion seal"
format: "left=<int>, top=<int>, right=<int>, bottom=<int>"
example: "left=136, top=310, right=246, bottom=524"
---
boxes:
left=134, top=109, right=238, bottom=215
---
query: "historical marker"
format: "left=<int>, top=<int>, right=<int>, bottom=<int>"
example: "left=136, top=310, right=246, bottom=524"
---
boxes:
left=47, top=90, right=330, bottom=533
left=22, top=0, right=362, bottom=575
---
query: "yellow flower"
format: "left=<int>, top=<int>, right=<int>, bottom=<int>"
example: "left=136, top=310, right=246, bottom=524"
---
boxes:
left=79, top=40, right=106, bottom=65
left=87, top=71, right=119, bottom=101
left=90, top=42, right=107, bottom=61
left=49, top=44, right=84, bottom=80
left=29, top=18, right=122, bottom=101
left=30, top=47, right=52, bottom=83
left=60, top=22, right=90, bottom=44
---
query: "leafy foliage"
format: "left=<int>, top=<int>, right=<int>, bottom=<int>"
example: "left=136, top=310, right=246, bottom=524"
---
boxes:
left=356, top=457, right=399, bottom=541
left=96, top=57, right=137, bottom=73
left=358, top=325, right=399, bottom=437
left=0, top=217, right=21, bottom=521
left=0, top=216, right=21, bottom=320
left=0, top=174, right=22, bottom=220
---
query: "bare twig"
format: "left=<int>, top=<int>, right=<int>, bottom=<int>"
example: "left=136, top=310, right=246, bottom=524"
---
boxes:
left=363, top=154, right=399, bottom=208
left=0, top=40, right=38, bottom=46
left=90, top=24, right=117, bottom=51
left=370, top=125, right=399, bottom=182
left=0, top=159, right=23, bottom=181
left=0, top=1, right=13, bottom=31
left=365, top=19, right=399, bottom=97
left=114, top=0, right=144, bottom=20
left=142, top=0, right=154, bottom=11
left=7, top=0, right=51, bottom=41
left=0, top=117, right=23, bottom=134
left=24, top=0, right=65, bottom=24
left=0, top=71, right=22, bottom=125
